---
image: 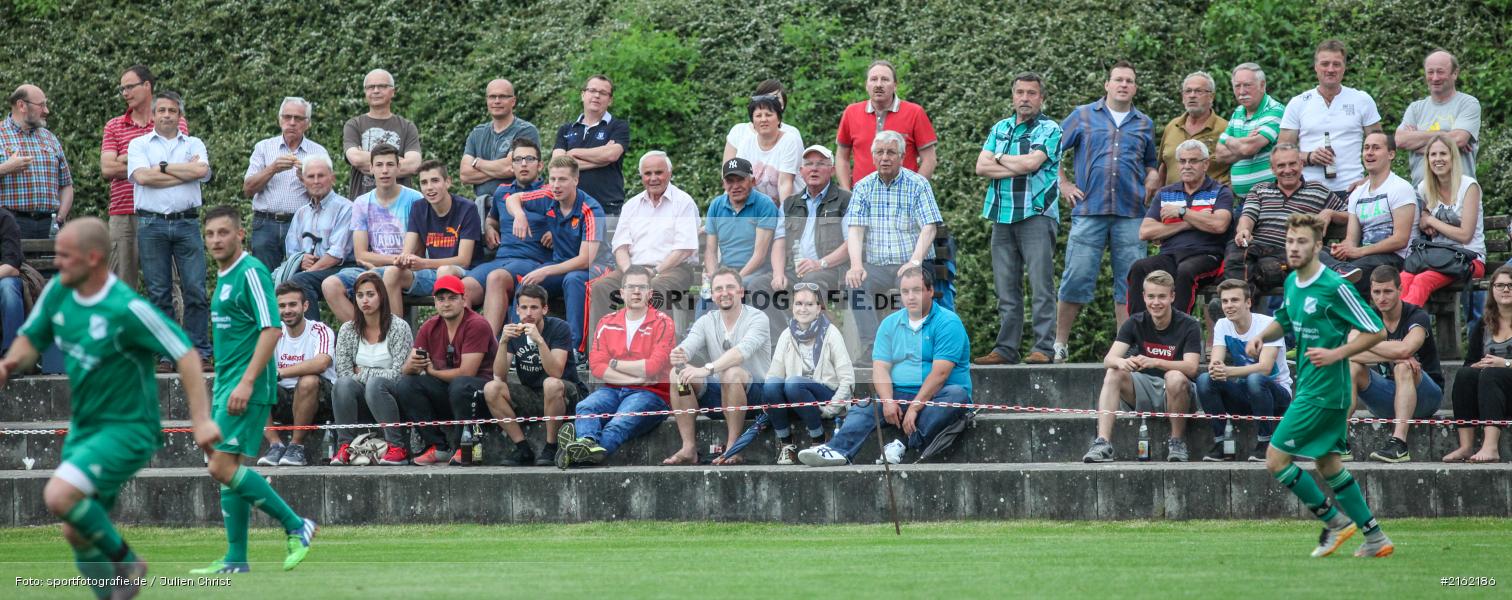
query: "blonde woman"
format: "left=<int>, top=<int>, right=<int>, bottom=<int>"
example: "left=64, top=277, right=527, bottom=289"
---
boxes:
left=762, top=284, right=853, bottom=464
left=1401, top=134, right=1483, bottom=305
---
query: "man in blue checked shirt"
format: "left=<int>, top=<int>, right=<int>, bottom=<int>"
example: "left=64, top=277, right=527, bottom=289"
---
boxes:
left=1052, top=60, right=1161, bottom=363
left=973, top=72, right=1062, bottom=366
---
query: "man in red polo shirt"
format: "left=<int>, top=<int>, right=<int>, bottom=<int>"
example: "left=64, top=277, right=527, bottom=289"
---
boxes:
left=834, top=60, right=938, bottom=188
left=100, top=65, right=187, bottom=289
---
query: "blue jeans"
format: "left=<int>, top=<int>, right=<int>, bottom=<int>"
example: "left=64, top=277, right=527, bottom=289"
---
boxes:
left=1195, top=372, right=1291, bottom=438
left=374, top=266, right=440, bottom=296
left=538, top=268, right=598, bottom=350
left=465, top=257, right=542, bottom=288
left=137, top=215, right=211, bottom=356
left=1359, top=370, right=1443, bottom=419
left=760, top=376, right=829, bottom=440
left=1058, top=215, right=1145, bottom=305
left=0, top=277, right=23, bottom=352
left=573, top=387, right=669, bottom=455
left=828, top=385, right=971, bottom=460
left=286, top=261, right=353, bottom=321
left=251, top=214, right=291, bottom=272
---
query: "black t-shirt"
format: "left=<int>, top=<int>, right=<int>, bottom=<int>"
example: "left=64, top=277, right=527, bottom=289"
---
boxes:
left=505, top=316, right=584, bottom=392
left=1115, top=311, right=1203, bottom=377
left=1379, top=302, right=1443, bottom=386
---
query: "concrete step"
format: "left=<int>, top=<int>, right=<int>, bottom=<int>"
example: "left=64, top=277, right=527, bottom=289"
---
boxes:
left=4, top=411, right=1498, bottom=472
left=0, top=364, right=1477, bottom=423
left=1, top=462, right=1506, bottom=526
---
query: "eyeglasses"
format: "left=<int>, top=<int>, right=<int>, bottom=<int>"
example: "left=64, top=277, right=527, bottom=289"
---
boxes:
left=446, top=344, right=458, bottom=367
left=622, top=283, right=650, bottom=291
left=793, top=282, right=821, bottom=292
left=487, top=94, right=516, bottom=101
left=582, top=88, right=612, bottom=98
left=364, top=84, right=394, bottom=92
left=511, top=155, right=541, bottom=164
left=116, top=81, right=147, bottom=95
left=21, top=99, right=47, bottom=109
left=1176, top=158, right=1208, bottom=165
left=1182, top=88, right=1213, bottom=95
left=801, top=161, right=831, bottom=168
left=279, top=114, right=308, bottom=122
left=1493, top=283, right=1512, bottom=291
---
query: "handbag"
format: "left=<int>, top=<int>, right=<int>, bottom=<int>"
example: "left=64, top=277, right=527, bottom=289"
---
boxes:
left=1404, top=239, right=1477, bottom=280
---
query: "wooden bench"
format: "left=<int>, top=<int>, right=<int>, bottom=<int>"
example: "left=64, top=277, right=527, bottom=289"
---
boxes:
left=21, top=238, right=56, bottom=276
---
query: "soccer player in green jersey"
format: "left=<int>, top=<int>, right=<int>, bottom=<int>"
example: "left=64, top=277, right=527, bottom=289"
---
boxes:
left=0, top=218, right=220, bottom=599
left=191, top=206, right=317, bottom=574
left=1246, top=213, right=1394, bottom=558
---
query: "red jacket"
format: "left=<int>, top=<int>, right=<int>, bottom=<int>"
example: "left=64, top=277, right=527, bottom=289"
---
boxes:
left=589, top=306, right=675, bottom=400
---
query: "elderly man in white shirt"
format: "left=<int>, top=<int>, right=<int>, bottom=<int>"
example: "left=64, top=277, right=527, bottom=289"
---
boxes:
left=587, top=150, right=700, bottom=329
left=242, top=96, right=330, bottom=270
left=126, top=90, right=212, bottom=363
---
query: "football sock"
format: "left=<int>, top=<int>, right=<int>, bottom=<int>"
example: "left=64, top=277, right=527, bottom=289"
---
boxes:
left=72, top=546, right=112, bottom=600
left=229, top=466, right=304, bottom=532
left=62, top=498, right=134, bottom=563
left=1326, top=469, right=1382, bottom=536
left=220, top=484, right=250, bottom=563
left=1274, top=463, right=1340, bottom=523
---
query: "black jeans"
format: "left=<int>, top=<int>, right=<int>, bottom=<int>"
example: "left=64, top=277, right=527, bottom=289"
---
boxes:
left=1450, top=367, right=1512, bottom=427
left=1127, top=251, right=1223, bottom=314
left=397, top=374, right=489, bottom=451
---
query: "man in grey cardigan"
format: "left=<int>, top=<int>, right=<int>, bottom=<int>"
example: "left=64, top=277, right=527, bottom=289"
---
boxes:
left=665, top=268, right=771, bottom=465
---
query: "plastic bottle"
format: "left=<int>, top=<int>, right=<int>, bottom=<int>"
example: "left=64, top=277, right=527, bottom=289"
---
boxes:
left=49, top=216, right=59, bottom=238
left=700, top=274, right=712, bottom=300
left=1222, top=421, right=1236, bottom=461
left=1137, top=417, right=1151, bottom=462
left=1321, top=132, right=1338, bottom=179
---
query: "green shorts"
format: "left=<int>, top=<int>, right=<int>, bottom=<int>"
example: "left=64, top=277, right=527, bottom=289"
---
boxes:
left=213, top=402, right=273, bottom=458
left=1268, top=401, right=1349, bottom=460
left=57, top=426, right=158, bottom=510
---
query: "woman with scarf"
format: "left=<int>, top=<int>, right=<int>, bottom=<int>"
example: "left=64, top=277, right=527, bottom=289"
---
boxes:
left=761, top=284, right=854, bottom=464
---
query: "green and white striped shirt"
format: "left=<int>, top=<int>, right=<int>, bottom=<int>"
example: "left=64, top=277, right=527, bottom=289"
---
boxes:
left=1219, top=94, right=1284, bottom=198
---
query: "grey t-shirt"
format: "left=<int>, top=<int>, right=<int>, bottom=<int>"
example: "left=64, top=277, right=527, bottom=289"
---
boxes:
left=342, top=113, right=423, bottom=198
left=463, top=117, right=541, bottom=198
left=1400, top=92, right=1481, bottom=185
left=675, top=305, right=771, bottom=384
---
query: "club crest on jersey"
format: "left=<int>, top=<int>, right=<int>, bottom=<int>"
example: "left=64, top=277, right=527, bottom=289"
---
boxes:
left=89, top=315, right=108, bottom=340
left=1303, top=297, right=1318, bottom=314
left=52, top=313, right=65, bottom=327
left=220, top=284, right=232, bottom=301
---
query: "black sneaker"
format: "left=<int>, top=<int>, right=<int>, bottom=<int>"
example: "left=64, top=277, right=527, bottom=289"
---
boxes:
left=534, top=444, right=557, bottom=467
left=1202, top=441, right=1227, bottom=462
left=502, top=442, right=536, bottom=466
left=1248, top=440, right=1268, bottom=462
left=1369, top=436, right=1411, bottom=463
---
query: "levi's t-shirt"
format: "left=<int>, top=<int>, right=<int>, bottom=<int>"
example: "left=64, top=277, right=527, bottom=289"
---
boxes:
left=1115, top=311, right=1203, bottom=377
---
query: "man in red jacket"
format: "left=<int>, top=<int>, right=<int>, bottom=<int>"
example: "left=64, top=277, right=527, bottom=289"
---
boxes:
left=557, top=266, right=675, bottom=468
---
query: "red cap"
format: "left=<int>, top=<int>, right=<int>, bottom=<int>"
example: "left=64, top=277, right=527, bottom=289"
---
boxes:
left=433, top=274, right=465, bottom=296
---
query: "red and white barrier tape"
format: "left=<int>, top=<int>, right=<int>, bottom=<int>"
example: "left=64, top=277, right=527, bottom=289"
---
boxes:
left=3, top=397, right=1510, bottom=436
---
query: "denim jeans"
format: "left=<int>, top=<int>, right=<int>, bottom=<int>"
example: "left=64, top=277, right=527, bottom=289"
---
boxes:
left=0, top=276, right=23, bottom=352
left=286, top=261, right=353, bottom=321
left=1058, top=215, right=1145, bottom=305
left=760, top=376, right=829, bottom=440
left=1195, top=372, right=1291, bottom=438
left=137, top=215, right=211, bottom=356
left=1358, top=370, right=1443, bottom=419
left=573, top=387, right=669, bottom=455
left=538, top=268, right=600, bottom=350
left=828, top=385, right=971, bottom=460
left=251, top=215, right=291, bottom=272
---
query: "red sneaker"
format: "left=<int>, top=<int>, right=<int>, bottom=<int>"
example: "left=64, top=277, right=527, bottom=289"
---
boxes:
left=379, top=444, right=410, bottom=466
left=410, top=445, right=439, bottom=466
left=448, top=449, right=463, bottom=466
left=330, top=444, right=352, bottom=466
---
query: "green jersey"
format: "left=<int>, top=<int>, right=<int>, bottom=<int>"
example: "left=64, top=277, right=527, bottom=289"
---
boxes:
left=18, top=274, right=192, bottom=440
left=1274, top=265, right=1383, bottom=409
left=211, top=252, right=278, bottom=407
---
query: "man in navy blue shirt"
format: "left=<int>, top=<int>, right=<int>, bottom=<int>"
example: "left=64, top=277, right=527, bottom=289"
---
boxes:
left=554, top=75, right=631, bottom=216
left=379, top=160, right=482, bottom=315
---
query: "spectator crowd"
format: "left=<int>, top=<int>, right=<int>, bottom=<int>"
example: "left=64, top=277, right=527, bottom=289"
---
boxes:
left=0, top=40, right=1505, bottom=468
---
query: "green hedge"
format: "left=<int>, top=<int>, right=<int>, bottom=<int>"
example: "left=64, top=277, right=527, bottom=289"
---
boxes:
left=6, top=0, right=1508, bottom=360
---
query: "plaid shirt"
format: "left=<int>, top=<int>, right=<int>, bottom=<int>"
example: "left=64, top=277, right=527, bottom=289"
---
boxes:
left=845, top=168, right=942, bottom=265
left=981, top=113, right=1062, bottom=224
left=0, top=117, right=72, bottom=214
left=245, top=135, right=329, bottom=214
left=1060, top=99, right=1158, bottom=218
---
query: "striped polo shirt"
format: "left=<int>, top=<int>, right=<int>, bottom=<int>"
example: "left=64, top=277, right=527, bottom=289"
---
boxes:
left=1241, top=179, right=1341, bottom=249
left=1218, top=94, right=1284, bottom=198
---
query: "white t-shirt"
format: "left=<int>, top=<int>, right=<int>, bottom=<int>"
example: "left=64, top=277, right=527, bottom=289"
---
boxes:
left=1417, top=176, right=1485, bottom=259
left=276, top=321, right=336, bottom=389
left=355, top=338, right=392, bottom=370
left=624, top=316, right=644, bottom=350
left=1346, top=172, right=1417, bottom=258
left=726, top=123, right=804, bottom=202
left=1211, top=313, right=1292, bottom=390
left=1107, top=109, right=1130, bottom=127
left=1280, top=85, right=1382, bottom=191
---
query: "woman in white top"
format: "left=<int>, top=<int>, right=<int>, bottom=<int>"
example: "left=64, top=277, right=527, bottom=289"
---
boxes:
left=723, top=91, right=804, bottom=203
left=1401, top=134, right=1484, bottom=306
left=330, top=272, right=414, bottom=465
left=762, top=284, right=854, bottom=464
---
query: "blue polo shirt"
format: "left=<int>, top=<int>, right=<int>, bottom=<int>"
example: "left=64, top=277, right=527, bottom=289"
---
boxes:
left=873, top=304, right=973, bottom=397
left=517, top=189, right=609, bottom=267
left=491, top=179, right=552, bottom=263
left=705, top=190, right=780, bottom=269
left=555, top=113, right=631, bottom=214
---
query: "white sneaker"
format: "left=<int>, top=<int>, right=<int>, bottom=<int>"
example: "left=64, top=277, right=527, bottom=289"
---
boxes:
left=877, top=439, right=905, bottom=464
left=776, top=444, right=798, bottom=465
left=797, top=445, right=848, bottom=467
left=1053, top=342, right=1069, bottom=364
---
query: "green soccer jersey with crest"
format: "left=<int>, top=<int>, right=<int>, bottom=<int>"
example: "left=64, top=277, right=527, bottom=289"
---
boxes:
left=1274, top=266, right=1383, bottom=409
left=18, top=274, right=193, bottom=441
left=210, top=252, right=278, bottom=407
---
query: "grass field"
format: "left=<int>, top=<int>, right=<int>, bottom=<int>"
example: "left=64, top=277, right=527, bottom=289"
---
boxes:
left=1, top=520, right=1507, bottom=598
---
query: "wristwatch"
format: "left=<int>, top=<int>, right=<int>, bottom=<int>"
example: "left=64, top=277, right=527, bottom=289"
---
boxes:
left=158, top=161, right=168, bottom=174
left=1503, top=358, right=1509, bottom=368
left=819, top=259, right=829, bottom=269
left=993, top=153, right=1004, bottom=165
left=703, top=362, right=715, bottom=372
left=610, top=358, right=620, bottom=371
left=1178, top=206, right=1188, bottom=219
left=470, top=157, right=480, bottom=169
left=909, top=259, right=923, bottom=268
